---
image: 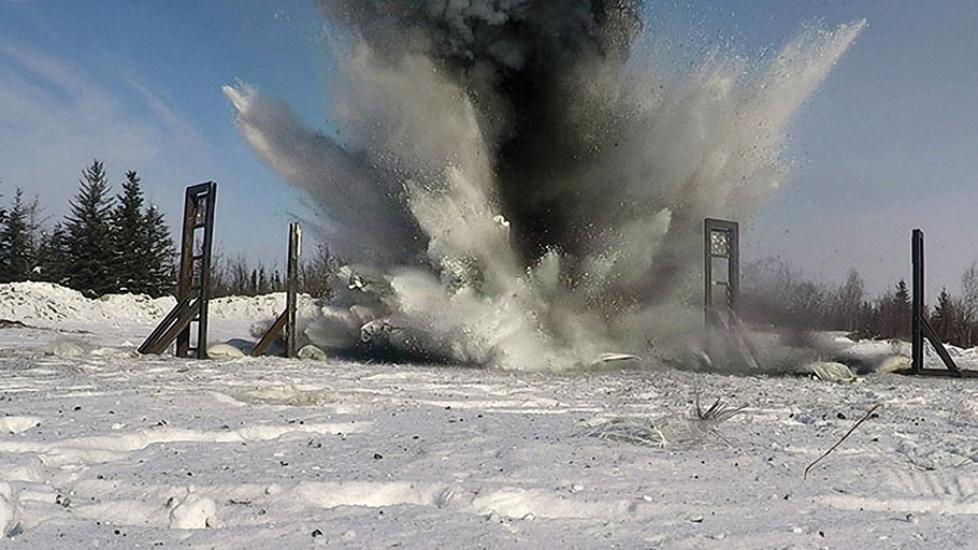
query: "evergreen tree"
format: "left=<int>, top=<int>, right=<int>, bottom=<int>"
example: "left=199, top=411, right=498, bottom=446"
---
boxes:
left=110, top=171, right=147, bottom=293
left=894, top=280, right=911, bottom=306
left=258, top=266, right=268, bottom=294
left=36, top=224, right=70, bottom=285
left=106, top=171, right=174, bottom=296
left=882, top=280, right=912, bottom=339
left=22, top=194, right=41, bottom=257
left=0, top=184, right=7, bottom=257
left=933, top=288, right=954, bottom=342
left=64, top=160, right=115, bottom=296
left=0, top=189, right=37, bottom=282
left=143, top=205, right=175, bottom=297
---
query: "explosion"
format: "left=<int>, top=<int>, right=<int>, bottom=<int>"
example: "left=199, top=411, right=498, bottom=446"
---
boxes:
left=223, top=1, right=864, bottom=370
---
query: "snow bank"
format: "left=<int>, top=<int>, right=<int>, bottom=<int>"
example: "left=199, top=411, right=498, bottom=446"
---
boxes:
left=0, top=282, right=174, bottom=325
left=0, top=282, right=313, bottom=327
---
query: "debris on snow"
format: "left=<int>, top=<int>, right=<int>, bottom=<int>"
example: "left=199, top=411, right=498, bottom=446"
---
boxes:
left=800, top=361, right=858, bottom=383
left=169, top=492, right=218, bottom=529
left=297, top=344, right=328, bottom=361
left=207, top=344, right=246, bottom=359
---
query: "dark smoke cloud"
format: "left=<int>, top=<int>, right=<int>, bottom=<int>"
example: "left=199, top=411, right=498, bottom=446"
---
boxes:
left=319, top=0, right=645, bottom=264
left=319, top=1, right=642, bottom=70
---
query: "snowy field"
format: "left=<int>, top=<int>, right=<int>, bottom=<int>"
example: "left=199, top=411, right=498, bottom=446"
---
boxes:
left=2, top=284, right=978, bottom=548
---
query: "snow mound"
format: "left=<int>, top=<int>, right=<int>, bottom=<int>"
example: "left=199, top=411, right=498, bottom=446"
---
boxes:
left=168, top=492, right=217, bottom=529
left=0, top=282, right=174, bottom=325
left=0, top=282, right=317, bottom=327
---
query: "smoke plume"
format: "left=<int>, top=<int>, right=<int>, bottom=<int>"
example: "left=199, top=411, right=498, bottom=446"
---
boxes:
left=224, top=1, right=864, bottom=370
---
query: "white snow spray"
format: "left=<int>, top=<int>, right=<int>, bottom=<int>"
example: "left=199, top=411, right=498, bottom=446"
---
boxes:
left=224, top=2, right=864, bottom=371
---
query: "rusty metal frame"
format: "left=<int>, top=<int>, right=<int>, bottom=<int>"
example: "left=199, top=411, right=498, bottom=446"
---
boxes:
left=252, top=223, right=301, bottom=358
left=139, top=182, right=216, bottom=359
left=704, top=218, right=740, bottom=329
left=703, top=218, right=759, bottom=369
left=908, top=229, right=977, bottom=377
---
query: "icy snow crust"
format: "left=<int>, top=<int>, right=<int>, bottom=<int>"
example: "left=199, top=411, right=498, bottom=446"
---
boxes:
left=2, top=284, right=978, bottom=547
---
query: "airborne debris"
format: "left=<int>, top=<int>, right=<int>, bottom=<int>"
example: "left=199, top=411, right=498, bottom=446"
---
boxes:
left=223, top=0, right=866, bottom=371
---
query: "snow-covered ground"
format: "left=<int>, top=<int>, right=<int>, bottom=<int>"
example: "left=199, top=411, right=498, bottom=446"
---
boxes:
left=2, top=283, right=978, bottom=548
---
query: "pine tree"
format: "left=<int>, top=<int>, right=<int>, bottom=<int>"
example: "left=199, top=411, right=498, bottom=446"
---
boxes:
left=106, top=171, right=174, bottom=296
left=110, top=171, right=147, bottom=293
left=886, top=280, right=912, bottom=339
left=0, top=189, right=37, bottom=282
left=894, top=280, right=910, bottom=306
left=933, top=288, right=954, bottom=342
left=0, top=184, right=7, bottom=269
left=143, top=205, right=175, bottom=297
left=258, top=266, right=268, bottom=294
left=36, top=224, right=70, bottom=285
left=64, top=160, right=115, bottom=296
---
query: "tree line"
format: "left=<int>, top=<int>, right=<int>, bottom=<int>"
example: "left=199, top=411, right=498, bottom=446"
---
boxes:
left=4, top=160, right=975, bottom=344
left=741, top=257, right=978, bottom=348
left=0, top=160, right=175, bottom=296
left=0, top=159, right=334, bottom=299
left=208, top=243, right=335, bottom=299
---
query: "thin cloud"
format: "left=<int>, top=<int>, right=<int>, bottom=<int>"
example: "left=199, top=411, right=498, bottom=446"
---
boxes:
left=123, top=72, right=215, bottom=161
left=0, top=43, right=215, bottom=218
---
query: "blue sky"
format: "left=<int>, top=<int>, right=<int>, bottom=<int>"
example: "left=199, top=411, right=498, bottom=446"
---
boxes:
left=2, top=1, right=977, bottom=296
left=0, top=0, right=328, bottom=263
